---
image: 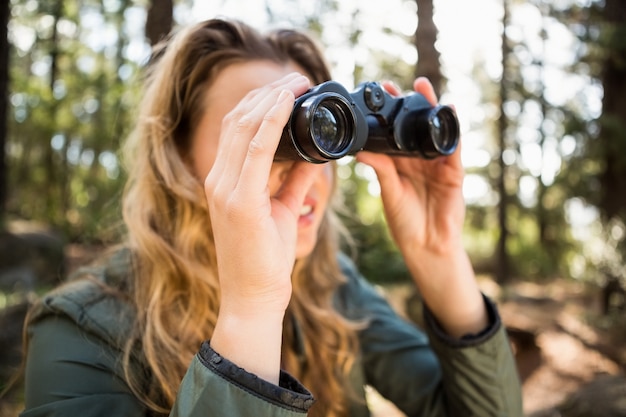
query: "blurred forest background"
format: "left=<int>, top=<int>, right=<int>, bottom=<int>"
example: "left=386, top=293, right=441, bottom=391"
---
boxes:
left=1, top=0, right=625, bottom=416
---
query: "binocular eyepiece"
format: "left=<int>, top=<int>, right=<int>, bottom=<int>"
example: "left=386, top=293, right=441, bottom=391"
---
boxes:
left=276, top=81, right=460, bottom=164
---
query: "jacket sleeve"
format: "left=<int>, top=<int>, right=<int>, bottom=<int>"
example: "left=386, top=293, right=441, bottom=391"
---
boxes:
left=335, top=255, right=523, bottom=417
left=21, top=315, right=314, bottom=417
left=421, top=297, right=523, bottom=416
left=170, top=342, right=314, bottom=417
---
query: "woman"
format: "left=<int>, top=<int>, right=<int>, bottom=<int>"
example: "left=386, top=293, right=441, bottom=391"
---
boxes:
left=20, top=18, right=523, bottom=417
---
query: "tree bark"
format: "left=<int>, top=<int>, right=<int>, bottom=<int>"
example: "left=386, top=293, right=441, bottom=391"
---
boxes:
left=414, top=0, right=443, bottom=96
left=49, top=0, right=64, bottom=226
left=0, top=0, right=10, bottom=229
left=598, top=0, right=626, bottom=222
left=496, top=0, right=511, bottom=283
left=146, top=0, right=173, bottom=46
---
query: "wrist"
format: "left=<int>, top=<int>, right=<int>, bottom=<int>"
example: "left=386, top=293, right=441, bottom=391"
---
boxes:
left=405, top=243, right=469, bottom=284
left=217, top=272, right=293, bottom=317
left=406, top=247, right=488, bottom=338
left=211, top=306, right=286, bottom=384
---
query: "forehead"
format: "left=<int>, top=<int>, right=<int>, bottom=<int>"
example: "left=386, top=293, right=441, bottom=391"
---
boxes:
left=205, top=60, right=307, bottom=117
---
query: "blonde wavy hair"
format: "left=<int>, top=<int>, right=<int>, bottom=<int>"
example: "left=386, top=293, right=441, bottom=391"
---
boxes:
left=121, top=18, right=360, bottom=417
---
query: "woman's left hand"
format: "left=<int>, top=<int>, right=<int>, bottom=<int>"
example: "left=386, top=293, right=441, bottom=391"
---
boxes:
left=356, top=77, right=465, bottom=260
left=356, top=77, right=488, bottom=338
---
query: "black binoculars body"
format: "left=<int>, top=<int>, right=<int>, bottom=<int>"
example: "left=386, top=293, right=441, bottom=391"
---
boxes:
left=276, top=81, right=460, bottom=164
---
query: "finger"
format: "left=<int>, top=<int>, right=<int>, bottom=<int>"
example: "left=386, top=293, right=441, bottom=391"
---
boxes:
left=217, top=73, right=309, bottom=171
left=210, top=74, right=310, bottom=191
left=274, top=162, right=326, bottom=217
left=448, top=135, right=463, bottom=170
left=207, top=92, right=278, bottom=195
left=413, top=77, right=438, bottom=106
left=236, top=72, right=306, bottom=113
left=236, top=89, right=296, bottom=195
left=381, top=80, right=402, bottom=97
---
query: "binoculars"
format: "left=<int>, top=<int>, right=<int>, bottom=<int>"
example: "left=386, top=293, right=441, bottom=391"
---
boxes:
left=276, top=81, right=460, bottom=163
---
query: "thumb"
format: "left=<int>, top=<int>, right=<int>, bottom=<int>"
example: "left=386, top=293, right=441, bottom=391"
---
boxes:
left=275, top=162, right=325, bottom=216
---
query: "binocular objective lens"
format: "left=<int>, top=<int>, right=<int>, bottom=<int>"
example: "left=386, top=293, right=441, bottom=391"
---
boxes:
left=312, top=100, right=351, bottom=155
left=429, top=107, right=459, bottom=154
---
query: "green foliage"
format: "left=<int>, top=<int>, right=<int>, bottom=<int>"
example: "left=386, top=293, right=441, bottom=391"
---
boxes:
left=4, top=0, right=626, bottom=285
left=7, top=0, right=142, bottom=242
left=463, top=0, right=626, bottom=282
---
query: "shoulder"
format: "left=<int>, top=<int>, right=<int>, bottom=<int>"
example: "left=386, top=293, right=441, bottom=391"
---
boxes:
left=26, top=247, right=136, bottom=351
left=22, top=248, right=149, bottom=412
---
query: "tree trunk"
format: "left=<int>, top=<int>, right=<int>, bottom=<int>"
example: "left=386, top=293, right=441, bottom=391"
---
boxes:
left=146, top=0, right=173, bottom=46
left=0, top=0, right=9, bottom=229
left=414, top=0, right=443, bottom=96
left=598, top=0, right=626, bottom=222
left=536, top=9, right=554, bottom=272
left=49, top=0, right=65, bottom=228
left=496, top=0, right=511, bottom=283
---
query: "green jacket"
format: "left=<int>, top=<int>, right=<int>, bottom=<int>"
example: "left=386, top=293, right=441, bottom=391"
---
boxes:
left=20, top=251, right=522, bottom=416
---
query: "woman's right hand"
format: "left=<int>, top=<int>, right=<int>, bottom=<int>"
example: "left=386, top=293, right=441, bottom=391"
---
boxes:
left=204, top=73, right=320, bottom=383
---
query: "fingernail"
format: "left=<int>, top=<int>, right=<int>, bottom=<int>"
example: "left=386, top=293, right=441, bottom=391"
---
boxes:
left=295, top=74, right=310, bottom=84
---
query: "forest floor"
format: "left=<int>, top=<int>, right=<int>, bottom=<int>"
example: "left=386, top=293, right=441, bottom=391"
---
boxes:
left=369, top=277, right=626, bottom=417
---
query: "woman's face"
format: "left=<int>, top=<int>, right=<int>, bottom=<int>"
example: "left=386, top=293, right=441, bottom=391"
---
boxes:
left=190, top=60, right=333, bottom=259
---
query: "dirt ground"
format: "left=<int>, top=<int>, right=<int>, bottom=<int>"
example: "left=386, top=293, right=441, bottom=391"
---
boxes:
left=368, top=277, right=626, bottom=417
